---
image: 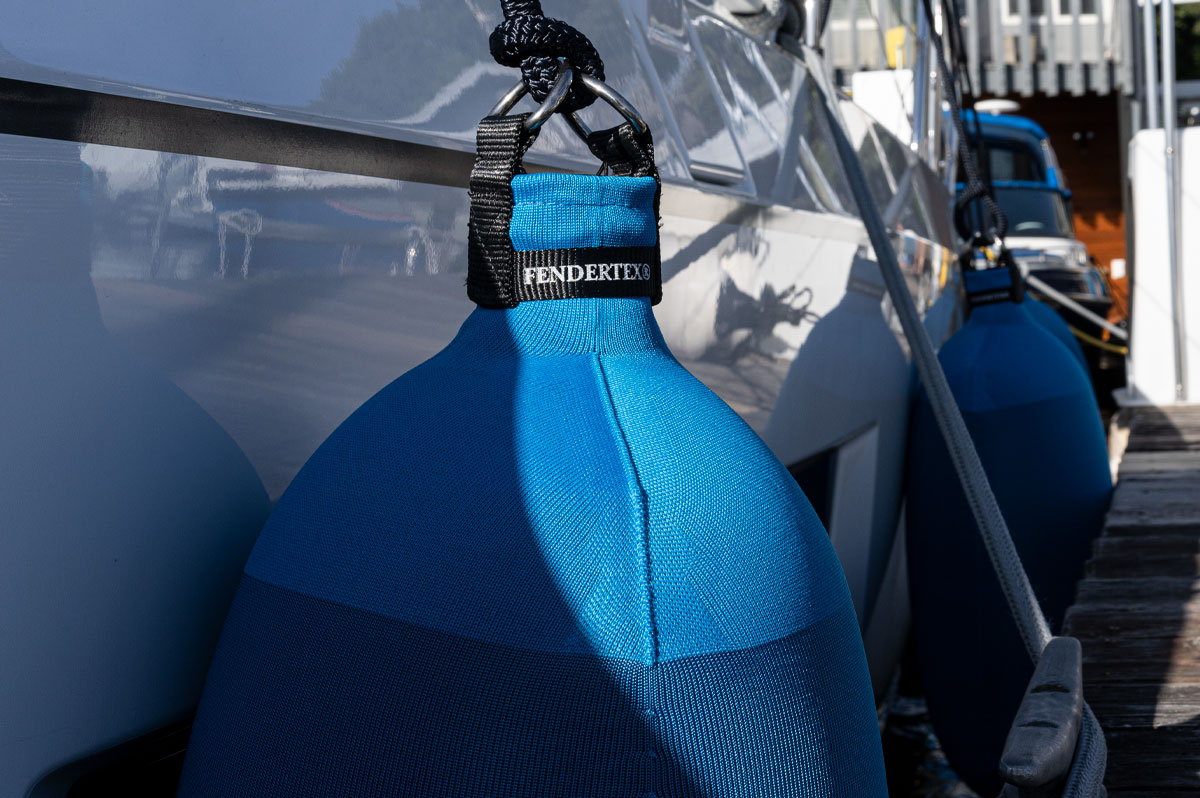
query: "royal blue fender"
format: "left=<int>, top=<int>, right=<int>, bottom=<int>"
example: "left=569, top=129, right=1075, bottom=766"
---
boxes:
left=1024, top=294, right=1088, bottom=370
left=180, top=121, right=886, bottom=796
left=906, top=265, right=1111, bottom=796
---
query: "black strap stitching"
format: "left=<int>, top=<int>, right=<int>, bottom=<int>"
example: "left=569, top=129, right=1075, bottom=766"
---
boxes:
left=467, top=114, right=532, bottom=309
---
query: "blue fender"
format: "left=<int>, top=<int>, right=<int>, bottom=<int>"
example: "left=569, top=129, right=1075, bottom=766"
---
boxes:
left=181, top=172, right=887, bottom=796
left=906, top=267, right=1111, bottom=796
left=1025, top=294, right=1088, bottom=370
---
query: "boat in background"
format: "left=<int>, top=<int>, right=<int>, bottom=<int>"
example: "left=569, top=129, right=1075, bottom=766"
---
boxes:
left=957, top=108, right=1120, bottom=396
left=959, top=111, right=1091, bottom=268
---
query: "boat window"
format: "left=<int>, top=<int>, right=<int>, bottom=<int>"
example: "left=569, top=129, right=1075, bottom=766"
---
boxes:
left=1006, top=0, right=1098, bottom=12
left=641, top=4, right=751, bottom=192
left=787, top=449, right=837, bottom=532
left=956, top=138, right=1045, bottom=184
left=1058, top=0, right=1097, bottom=13
left=985, top=140, right=1045, bottom=182
left=990, top=187, right=1074, bottom=237
left=693, top=15, right=804, bottom=202
left=839, top=101, right=894, bottom=214
left=796, top=79, right=856, bottom=213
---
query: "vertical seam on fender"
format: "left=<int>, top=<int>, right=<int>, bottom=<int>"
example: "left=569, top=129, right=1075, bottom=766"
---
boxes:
left=590, top=353, right=659, bottom=667
left=590, top=350, right=660, bottom=795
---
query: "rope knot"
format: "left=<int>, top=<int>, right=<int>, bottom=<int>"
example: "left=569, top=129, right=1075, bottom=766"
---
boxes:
left=489, top=1, right=605, bottom=113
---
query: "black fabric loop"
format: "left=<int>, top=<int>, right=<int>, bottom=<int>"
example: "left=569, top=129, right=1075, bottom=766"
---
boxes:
left=467, top=115, right=662, bottom=309
left=582, top=121, right=663, bottom=306
left=959, top=250, right=1025, bottom=310
left=490, top=2, right=605, bottom=113
left=467, top=114, right=536, bottom=308
left=998, top=248, right=1024, bottom=303
left=954, top=181, right=992, bottom=243
left=585, top=123, right=657, bottom=178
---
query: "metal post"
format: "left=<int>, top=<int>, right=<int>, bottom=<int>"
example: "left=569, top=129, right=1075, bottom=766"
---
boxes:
left=1162, top=0, right=1187, bottom=400
left=874, top=0, right=893, bottom=69
left=1070, top=0, right=1084, bottom=94
left=927, top=0, right=943, bottom=166
left=968, top=0, right=982, bottom=91
left=1042, top=0, right=1058, bottom=95
left=990, top=0, right=1007, bottom=93
left=823, top=8, right=835, bottom=69
left=1143, top=0, right=1158, bottom=128
left=806, top=0, right=820, bottom=48
left=907, top=0, right=917, bottom=68
left=1019, top=0, right=1034, bottom=94
left=1095, top=0, right=1110, bottom=93
left=913, top=5, right=929, bottom=153
left=1120, top=0, right=1136, bottom=94
left=849, top=0, right=861, bottom=73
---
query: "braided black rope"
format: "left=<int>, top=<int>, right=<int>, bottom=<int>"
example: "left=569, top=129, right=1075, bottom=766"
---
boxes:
left=490, top=0, right=605, bottom=113
left=939, top=0, right=999, bottom=242
left=943, top=0, right=993, bottom=183
left=921, top=0, right=1008, bottom=245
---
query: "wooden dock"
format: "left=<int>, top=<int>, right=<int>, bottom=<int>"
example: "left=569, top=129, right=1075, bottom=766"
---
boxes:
left=1063, top=405, right=1200, bottom=796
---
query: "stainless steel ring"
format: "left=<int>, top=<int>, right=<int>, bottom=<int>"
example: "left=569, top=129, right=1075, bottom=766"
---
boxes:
left=488, top=63, right=648, bottom=139
left=566, top=73, right=648, bottom=139
left=488, top=60, right=574, bottom=131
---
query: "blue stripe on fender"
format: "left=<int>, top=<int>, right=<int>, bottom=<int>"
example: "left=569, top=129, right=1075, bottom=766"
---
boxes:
left=180, top=577, right=884, bottom=797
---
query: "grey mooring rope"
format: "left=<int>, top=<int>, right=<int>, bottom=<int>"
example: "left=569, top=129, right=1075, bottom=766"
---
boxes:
left=793, top=43, right=1107, bottom=798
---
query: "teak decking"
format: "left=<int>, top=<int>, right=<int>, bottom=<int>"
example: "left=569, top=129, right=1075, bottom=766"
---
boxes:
left=1063, top=405, right=1200, bottom=796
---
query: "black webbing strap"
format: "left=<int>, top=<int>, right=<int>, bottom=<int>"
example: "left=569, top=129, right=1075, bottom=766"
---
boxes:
left=961, top=251, right=1026, bottom=310
left=467, top=114, right=532, bottom=308
left=466, top=116, right=662, bottom=308
left=584, top=122, right=663, bottom=305
left=584, top=124, right=656, bottom=178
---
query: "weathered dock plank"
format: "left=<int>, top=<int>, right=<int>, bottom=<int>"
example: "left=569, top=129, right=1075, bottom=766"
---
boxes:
left=1063, top=405, right=1200, bottom=795
left=1075, top=578, right=1200, bottom=603
left=1085, top=554, right=1200, bottom=579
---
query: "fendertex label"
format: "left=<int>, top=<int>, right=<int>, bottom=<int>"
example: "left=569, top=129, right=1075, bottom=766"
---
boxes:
left=522, top=262, right=652, bottom=287
left=511, top=245, right=659, bottom=301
